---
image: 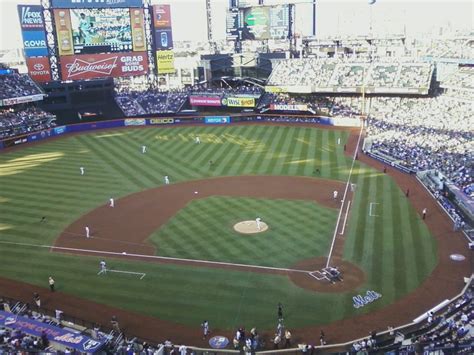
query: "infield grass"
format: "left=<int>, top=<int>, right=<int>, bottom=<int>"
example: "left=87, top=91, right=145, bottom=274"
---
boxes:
left=0, top=125, right=437, bottom=330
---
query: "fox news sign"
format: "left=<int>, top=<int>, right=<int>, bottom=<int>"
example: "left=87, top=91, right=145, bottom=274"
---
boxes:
left=17, top=5, right=44, bottom=31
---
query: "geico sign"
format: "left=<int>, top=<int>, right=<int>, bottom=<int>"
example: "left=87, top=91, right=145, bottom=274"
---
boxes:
left=150, top=118, right=174, bottom=124
left=120, top=55, right=144, bottom=72
left=24, top=40, right=46, bottom=48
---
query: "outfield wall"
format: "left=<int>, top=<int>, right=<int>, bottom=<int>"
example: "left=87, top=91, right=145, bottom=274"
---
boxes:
left=0, top=114, right=361, bottom=150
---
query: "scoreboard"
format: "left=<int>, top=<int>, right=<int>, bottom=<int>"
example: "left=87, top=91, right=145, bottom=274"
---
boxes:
left=226, top=5, right=291, bottom=41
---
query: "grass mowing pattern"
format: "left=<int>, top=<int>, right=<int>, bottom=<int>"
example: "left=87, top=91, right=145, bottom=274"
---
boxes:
left=150, top=196, right=337, bottom=267
left=0, top=125, right=437, bottom=330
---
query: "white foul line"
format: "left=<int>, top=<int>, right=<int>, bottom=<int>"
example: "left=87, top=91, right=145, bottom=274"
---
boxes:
left=339, top=200, right=351, bottom=235
left=325, top=124, right=363, bottom=268
left=0, top=240, right=311, bottom=274
left=107, top=269, right=146, bottom=279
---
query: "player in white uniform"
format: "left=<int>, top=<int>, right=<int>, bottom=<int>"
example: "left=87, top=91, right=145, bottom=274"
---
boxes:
left=98, top=260, right=107, bottom=275
left=195, top=136, right=201, bottom=144
left=256, top=217, right=262, bottom=230
left=164, top=175, right=170, bottom=185
left=109, top=198, right=114, bottom=207
left=141, top=145, right=147, bottom=154
left=80, top=167, right=85, bottom=175
left=333, top=190, right=338, bottom=200
left=85, top=226, right=90, bottom=238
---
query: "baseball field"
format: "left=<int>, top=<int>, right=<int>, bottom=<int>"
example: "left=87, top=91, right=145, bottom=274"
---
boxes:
left=0, top=123, right=468, bottom=346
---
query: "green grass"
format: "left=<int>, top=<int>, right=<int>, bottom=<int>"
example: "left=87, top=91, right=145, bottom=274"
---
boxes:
left=0, top=125, right=438, bottom=330
left=150, top=196, right=337, bottom=267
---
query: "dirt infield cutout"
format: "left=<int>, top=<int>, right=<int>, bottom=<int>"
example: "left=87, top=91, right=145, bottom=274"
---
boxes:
left=233, top=220, right=269, bottom=234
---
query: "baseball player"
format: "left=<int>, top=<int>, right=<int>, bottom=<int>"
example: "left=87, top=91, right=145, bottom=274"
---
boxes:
left=48, top=276, right=55, bottom=292
left=85, top=226, right=90, bottom=238
left=98, top=260, right=107, bottom=275
left=164, top=175, right=170, bottom=185
left=256, top=217, right=262, bottom=231
left=422, top=208, right=427, bottom=220
left=337, top=137, right=341, bottom=145
left=333, top=190, right=338, bottom=200
left=195, top=136, right=201, bottom=144
left=201, top=320, right=210, bottom=339
left=141, top=145, right=147, bottom=154
left=109, top=198, right=114, bottom=207
left=80, top=167, right=85, bottom=175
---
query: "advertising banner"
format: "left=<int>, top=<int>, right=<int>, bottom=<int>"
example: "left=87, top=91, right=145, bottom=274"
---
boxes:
left=156, top=50, right=175, bottom=74
left=0, top=311, right=105, bottom=353
left=270, top=104, right=308, bottom=111
left=265, top=86, right=287, bottom=93
left=189, top=96, right=222, bottom=107
left=124, top=118, right=146, bottom=126
left=223, top=97, right=255, bottom=107
left=155, top=29, right=173, bottom=50
left=153, top=5, right=172, bottom=28
left=22, top=30, right=48, bottom=57
left=130, top=8, right=146, bottom=52
left=17, top=5, right=44, bottom=31
left=155, top=28, right=173, bottom=50
left=2, top=94, right=44, bottom=106
left=148, top=118, right=174, bottom=125
left=51, top=0, right=143, bottom=8
left=53, top=9, right=74, bottom=56
left=205, top=116, right=230, bottom=124
left=60, top=52, right=148, bottom=80
left=26, top=57, right=52, bottom=82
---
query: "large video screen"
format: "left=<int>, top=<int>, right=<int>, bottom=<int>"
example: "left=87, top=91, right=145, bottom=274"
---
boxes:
left=70, top=8, right=133, bottom=54
left=226, top=5, right=290, bottom=41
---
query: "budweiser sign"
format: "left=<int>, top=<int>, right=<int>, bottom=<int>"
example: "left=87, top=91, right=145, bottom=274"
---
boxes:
left=66, top=57, right=118, bottom=78
left=60, top=52, right=148, bottom=80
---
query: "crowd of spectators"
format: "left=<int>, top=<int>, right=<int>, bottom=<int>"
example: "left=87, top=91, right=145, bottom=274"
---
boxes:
left=0, top=106, right=56, bottom=139
left=422, top=38, right=474, bottom=59
left=115, top=87, right=188, bottom=116
left=367, top=95, right=473, bottom=195
left=267, top=58, right=433, bottom=92
left=0, top=72, right=43, bottom=100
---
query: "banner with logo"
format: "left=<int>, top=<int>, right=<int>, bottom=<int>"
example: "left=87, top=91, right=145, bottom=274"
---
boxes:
left=270, top=103, right=308, bottom=111
left=155, top=29, right=173, bottom=50
left=22, top=30, right=48, bottom=57
left=223, top=97, right=255, bottom=107
left=189, top=96, right=222, bottom=107
left=17, top=5, right=44, bottom=31
left=148, top=118, right=174, bottom=125
left=205, top=116, right=230, bottom=124
left=156, top=50, right=175, bottom=74
left=2, top=94, right=44, bottom=106
left=60, top=52, right=148, bottom=80
left=51, top=0, right=143, bottom=8
left=153, top=5, right=172, bottom=28
left=26, top=57, right=52, bottom=82
left=53, top=9, right=74, bottom=56
left=124, top=118, right=146, bottom=126
left=0, top=311, right=106, bottom=353
left=130, top=8, right=146, bottom=52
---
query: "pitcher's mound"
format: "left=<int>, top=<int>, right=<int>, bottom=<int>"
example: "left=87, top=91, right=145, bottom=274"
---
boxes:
left=234, top=220, right=269, bottom=234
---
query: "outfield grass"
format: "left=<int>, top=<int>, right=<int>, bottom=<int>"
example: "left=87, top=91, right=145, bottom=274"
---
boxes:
left=0, top=125, right=437, bottom=330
